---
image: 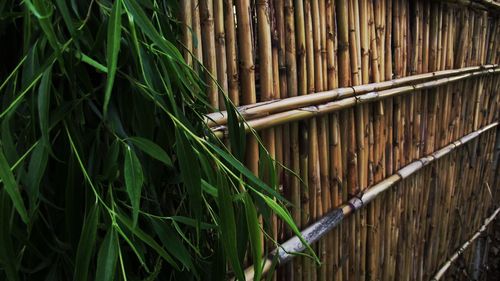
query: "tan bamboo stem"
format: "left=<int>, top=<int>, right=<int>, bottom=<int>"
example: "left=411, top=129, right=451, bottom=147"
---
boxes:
left=224, top=0, right=239, bottom=105
left=200, top=0, right=219, bottom=108
left=431, top=207, right=500, bottom=280
left=204, top=64, right=495, bottom=127
left=192, top=0, right=204, bottom=70
left=235, top=0, right=259, bottom=176
left=214, top=0, right=228, bottom=110
left=180, top=0, right=193, bottom=66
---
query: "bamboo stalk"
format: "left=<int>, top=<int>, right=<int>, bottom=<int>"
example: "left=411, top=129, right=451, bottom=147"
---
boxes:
left=180, top=0, right=193, bottom=66
left=431, top=207, right=500, bottom=280
left=200, top=0, right=219, bottom=109
left=214, top=0, right=228, bottom=110
left=224, top=0, right=239, bottom=105
left=235, top=0, right=259, bottom=177
left=192, top=0, right=204, bottom=70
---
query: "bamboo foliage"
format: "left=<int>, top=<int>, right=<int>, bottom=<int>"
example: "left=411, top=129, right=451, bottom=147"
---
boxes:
left=179, top=0, right=500, bottom=280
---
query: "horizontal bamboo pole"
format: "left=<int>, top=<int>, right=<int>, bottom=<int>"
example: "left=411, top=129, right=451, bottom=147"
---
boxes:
left=213, top=67, right=500, bottom=138
left=431, top=206, right=500, bottom=281
left=444, top=0, right=500, bottom=10
left=205, top=65, right=497, bottom=127
left=236, top=122, right=499, bottom=281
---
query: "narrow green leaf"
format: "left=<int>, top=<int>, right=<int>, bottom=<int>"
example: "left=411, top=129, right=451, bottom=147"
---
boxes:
left=73, top=204, right=100, bottom=281
left=116, top=213, right=179, bottom=270
left=243, top=192, right=263, bottom=281
left=0, top=190, right=20, bottom=281
left=217, top=176, right=245, bottom=281
left=26, top=141, right=48, bottom=207
left=37, top=66, right=51, bottom=147
left=150, top=218, right=195, bottom=272
left=0, top=145, right=28, bottom=223
left=128, top=137, right=172, bottom=167
left=95, top=227, right=118, bottom=281
left=123, top=144, right=143, bottom=227
left=258, top=192, right=319, bottom=262
left=175, top=131, right=202, bottom=229
left=206, top=142, right=287, bottom=203
left=103, top=0, right=122, bottom=117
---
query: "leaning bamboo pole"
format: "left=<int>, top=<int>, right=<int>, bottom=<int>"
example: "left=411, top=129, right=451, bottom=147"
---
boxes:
left=431, top=207, right=500, bottom=280
left=204, top=64, right=496, bottom=127
left=235, top=121, right=498, bottom=281
left=211, top=67, right=500, bottom=138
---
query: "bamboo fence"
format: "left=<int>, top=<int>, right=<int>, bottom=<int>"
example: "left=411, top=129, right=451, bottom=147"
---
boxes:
left=180, top=0, right=500, bottom=280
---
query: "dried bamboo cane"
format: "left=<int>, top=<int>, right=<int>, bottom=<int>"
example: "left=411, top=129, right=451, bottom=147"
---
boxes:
left=211, top=68, right=500, bottom=138
left=284, top=0, right=301, bottom=279
left=180, top=0, right=193, bottom=66
left=192, top=0, right=204, bottom=70
left=431, top=207, right=500, bottom=280
left=235, top=0, right=259, bottom=181
left=214, top=0, right=228, bottom=110
left=204, top=64, right=496, bottom=127
left=224, top=0, right=239, bottom=105
left=200, top=0, right=219, bottom=108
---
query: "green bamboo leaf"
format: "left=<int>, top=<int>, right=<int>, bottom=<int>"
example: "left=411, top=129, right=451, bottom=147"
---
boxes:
left=150, top=218, right=195, bottom=272
left=128, top=137, right=172, bottom=167
left=217, top=176, right=245, bottom=281
left=258, top=192, right=319, bottom=262
left=205, top=142, right=287, bottom=203
left=73, top=203, right=100, bottom=281
left=0, top=145, right=28, bottom=223
left=95, top=227, right=118, bottom=281
left=175, top=131, right=202, bottom=228
left=115, top=212, right=179, bottom=270
left=26, top=141, right=48, bottom=207
left=243, top=192, right=263, bottom=281
left=123, top=144, right=143, bottom=227
left=0, top=190, right=20, bottom=281
left=103, top=0, right=122, bottom=117
left=24, top=0, right=60, bottom=51
left=37, top=66, right=51, bottom=147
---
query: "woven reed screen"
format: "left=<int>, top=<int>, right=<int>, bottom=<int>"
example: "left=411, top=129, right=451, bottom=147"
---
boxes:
left=179, top=0, right=500, bottom=280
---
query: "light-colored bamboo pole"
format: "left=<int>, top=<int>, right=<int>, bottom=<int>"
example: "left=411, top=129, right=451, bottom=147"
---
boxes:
left=204, top=63, right=496, bottom=127
left=192, top=0, right=204, bottom=71
left=214, top=0, right=228, bottom=110
left=200, top=0, right=219, bottom=109
left=325, top=1, right=337, bottom=278
left=310, top=1, right=330, bottom=280
left=284, top=1, right=301, bottom=279
left=234, top=122, right=499, bottom=281
left=235, top=0, right=259, bottom=177
left=211, top=67, right=500, bottom=138
left=180, top=0, right=193, bottom=66
left=224, top=0, right=239, bottom=105
left=292, top=1, right=309, bottom=279
left=431, top=207, right=500, bottom=280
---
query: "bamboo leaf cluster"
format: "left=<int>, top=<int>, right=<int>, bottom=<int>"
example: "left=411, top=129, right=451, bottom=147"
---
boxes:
left=0, top=1, right=301, bottom=280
